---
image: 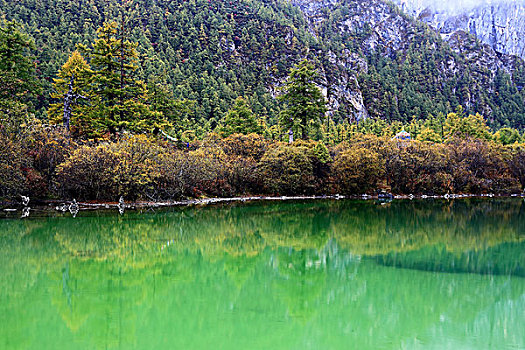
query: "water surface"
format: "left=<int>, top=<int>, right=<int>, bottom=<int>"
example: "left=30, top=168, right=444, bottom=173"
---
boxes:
left=1, top=199, right=524, bottom=349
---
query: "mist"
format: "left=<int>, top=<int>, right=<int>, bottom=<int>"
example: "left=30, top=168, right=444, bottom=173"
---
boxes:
left=401, top=0, right=521, bottom=13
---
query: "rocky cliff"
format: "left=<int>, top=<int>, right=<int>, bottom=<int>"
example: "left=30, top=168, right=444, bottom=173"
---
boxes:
left=291, top=0, right=525, bottom=127
left=395, top=0, right=525, bottom=58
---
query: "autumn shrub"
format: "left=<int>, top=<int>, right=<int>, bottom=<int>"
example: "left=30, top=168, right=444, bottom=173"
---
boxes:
left=385, top=142, right=452, bottom=195
left=447, top=139, right=519, bottom=194
left=25, top=123, right=74, bottom=194
left=342, top=134, right=393, bottom=157
left=13, top=129, right=525, bottom=201
left=283, top=139, right=332, bottom=193
left=220, top=133, right=268, bottom=160
left=223, top=156, right=263, bottom=195
left=188, top=146, right=234, bottom=197
left=152, top=151, right=193, bottom=199
left=149, top=149, right=213, bottom=199
left=55, top=135, right=164, bottom=200
left=333, top=146, right=385, bottom=194
left=0, top=129, right=27, bottom=197
left=56, top=134, right=263, bottom=200
left=258, top=143, right=315, bottom=195
left=0, top=120, right=65, bottom=198
left=311, top=141, right=333, bottom=192
left=336, top=135, right=519, bottom=195
left=507, top=144, right=525, bottom=191
left=56, top=143, right=122, bottom=199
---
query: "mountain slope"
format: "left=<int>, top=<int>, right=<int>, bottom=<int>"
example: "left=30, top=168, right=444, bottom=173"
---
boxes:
left=395, top=0, right=525, bottom=58
left=1, top=0, right=524, bottom=129
left=0, top=0, right=314, bottom=125
left=293, top=0, right=525, bottom=127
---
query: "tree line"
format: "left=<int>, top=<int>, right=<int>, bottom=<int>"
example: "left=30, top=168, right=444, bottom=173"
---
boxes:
left=1, top=19, right=525, bottom=201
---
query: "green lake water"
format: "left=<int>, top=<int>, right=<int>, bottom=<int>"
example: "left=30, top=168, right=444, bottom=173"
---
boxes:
left=0, top=199, right=524, bottom=349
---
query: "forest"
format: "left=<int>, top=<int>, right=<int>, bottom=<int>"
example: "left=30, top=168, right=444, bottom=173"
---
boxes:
left=1, top=2, right=525, bottom=202
left=2, top=0, right=525, bottom=126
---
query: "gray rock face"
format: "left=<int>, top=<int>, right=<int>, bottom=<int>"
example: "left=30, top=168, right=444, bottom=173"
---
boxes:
left=291, top=0, right=433, bottom=121
left=291, top=0, right=370, bottom=121
left=289, top=0, right=523, bottom=123
left=395, top=0, right=525, bottom=58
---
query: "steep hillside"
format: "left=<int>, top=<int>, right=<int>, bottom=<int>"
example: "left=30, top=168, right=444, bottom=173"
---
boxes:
left=0, top=0, right=314, bottom=125
left=1, top=0, right=524, bottom=128
left=395, top=0, right=525, bottom=58
left=292, top=0, right=525, bottom=127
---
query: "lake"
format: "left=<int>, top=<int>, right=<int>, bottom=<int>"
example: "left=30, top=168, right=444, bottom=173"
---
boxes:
left=0, top=199, right=524, bottom=349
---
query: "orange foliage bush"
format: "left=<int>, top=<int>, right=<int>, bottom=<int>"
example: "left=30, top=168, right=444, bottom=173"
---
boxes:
left=3, top=128, right=524, bottom=201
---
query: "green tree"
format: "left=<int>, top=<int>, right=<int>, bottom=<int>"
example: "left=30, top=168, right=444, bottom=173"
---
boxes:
left=279, top=59, right=327, bottom=140
left=444, top=112, right=492, bottom=141
left=493, top=127, right=521, bottom=145
left=218, top=97, right=261, bottom=137
left=417, top=126, right=442, bottom=143
left=78, top=22, right=167, bottom=136
left=0, top=20, right=40, bottom=131
left=147, top=74, right=194, bottom=139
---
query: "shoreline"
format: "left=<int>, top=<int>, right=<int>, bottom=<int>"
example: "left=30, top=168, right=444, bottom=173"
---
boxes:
left=1, top=193, right=524, bottom=214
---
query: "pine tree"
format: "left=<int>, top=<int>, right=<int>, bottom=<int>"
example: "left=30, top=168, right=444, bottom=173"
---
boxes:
left=444, top=112, right=492, bottom=141
left=218, top=97, right=261, bottom=136
left=78, top=22, right=166, bottom=136
left=147, top=74, right=194, bottom=139
left=0, top=20, right=40, bottom=131
left=493, top=127, right=521, bottom=145
left=279, top=59, right=327, bottom=140
left=48, top=50, right=92, bottom=133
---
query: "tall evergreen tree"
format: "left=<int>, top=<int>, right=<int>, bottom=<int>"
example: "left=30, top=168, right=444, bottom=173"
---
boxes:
left=218, top=97, right=261, bottom=136
left=48, top=50, right=92, bottom=133
left=0, top=20, right=40, bottom=131
left=77, top=22, right=166, bottom=135
left=279, top=59, right=327, bottom=140
left=146, top=64, right=193, bottom=138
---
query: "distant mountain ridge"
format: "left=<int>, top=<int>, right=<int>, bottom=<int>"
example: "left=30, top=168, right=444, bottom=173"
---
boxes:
left=291, top=0, right=525, bottom=127
left=395, top=0, right=525, bottom=58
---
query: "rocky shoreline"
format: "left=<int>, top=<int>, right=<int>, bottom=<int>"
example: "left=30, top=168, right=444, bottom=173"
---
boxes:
left=1, top=193, right=524, bottom=218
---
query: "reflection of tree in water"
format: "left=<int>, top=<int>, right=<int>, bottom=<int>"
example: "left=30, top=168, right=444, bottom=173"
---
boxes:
left=0, top=199, right=523, bottom=294
left=222, top=253, right=261, bottom=290
left=269, top=239, right=361, bottom=322
left=368, top=199, right=525, bottom=276
left=0, top=199, right=524, bottom=348
left=333, top=199, right=524, bottom=256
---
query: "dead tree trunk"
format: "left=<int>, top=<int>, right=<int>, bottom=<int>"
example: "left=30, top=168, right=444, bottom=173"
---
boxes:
left=63, top=75, right=87, bottom=132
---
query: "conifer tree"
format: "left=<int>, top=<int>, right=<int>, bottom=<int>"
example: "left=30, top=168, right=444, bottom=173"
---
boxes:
left=279, top=59, right=327, bottom=140
left=78, top=22, right=166, bottom=135
left=0, top=20, right=40, bottom=131
left=444, top=112, right=492, bottom=141
left=219, top=97, right=261, bottom=136
left=493, top=127, right=521, bottom=145
left=147, top=74, right=194, bottom=139
left=48, top=50, right=92, bottom=133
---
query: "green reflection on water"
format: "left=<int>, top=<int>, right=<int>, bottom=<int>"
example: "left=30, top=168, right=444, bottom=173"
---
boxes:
left=0, top=199, right=524, bottom=349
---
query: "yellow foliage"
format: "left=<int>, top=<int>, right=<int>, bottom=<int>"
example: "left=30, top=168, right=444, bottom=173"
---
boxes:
left=333, top=146, right=385, bottom=194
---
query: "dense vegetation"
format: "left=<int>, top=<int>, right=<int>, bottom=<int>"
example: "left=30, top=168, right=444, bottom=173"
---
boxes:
left=0, top=0, right=312, bottom=126
left=1, top=2, right=525, bottom=201
left=1, top=0, right=524, bottom=128
left=2, top=122, right=525, bottom=200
